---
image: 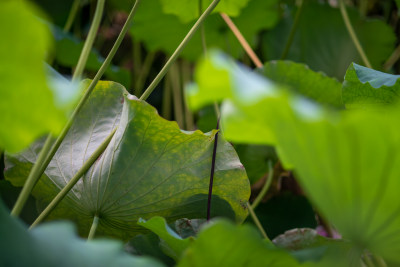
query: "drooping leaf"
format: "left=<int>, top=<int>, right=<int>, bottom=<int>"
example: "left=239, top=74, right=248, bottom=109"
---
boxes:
left=0, top=200, right=164, bottom=267
left=159, top=0, right=250, bottom=23
left=138, top=217, right=192, bottom=261
left=5, top=80, right=250, bottom=241
left=129, top=0, right=279, bottom=61
left=177, top=219, right=301, bottom=267
left=187, top=51, right=400, bottom=263
left=0, top=0, right=68, bottom=152
left=262, top=61, right=343, bottom=107
left=342, top=63, right=400, bottom=108
left=263, top=2, right=396, bottom=80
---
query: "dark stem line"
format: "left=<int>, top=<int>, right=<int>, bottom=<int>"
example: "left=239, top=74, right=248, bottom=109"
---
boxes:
left=281, top=0, right=304, bottom=60
left=207, top=118, right=220, bottom=221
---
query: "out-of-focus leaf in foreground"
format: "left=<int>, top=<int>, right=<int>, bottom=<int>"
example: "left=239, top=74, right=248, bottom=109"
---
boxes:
left=0, top=1, right=71, bottom=152
left=0, top=200, right=164, bottom=267
left=186, top=51, right=400, bottom=264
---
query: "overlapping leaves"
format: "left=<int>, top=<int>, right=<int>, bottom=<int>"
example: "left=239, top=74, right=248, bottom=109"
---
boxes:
left=5, top=80, right=250, bottom=240
left=186, top=51, right=400, bottom=263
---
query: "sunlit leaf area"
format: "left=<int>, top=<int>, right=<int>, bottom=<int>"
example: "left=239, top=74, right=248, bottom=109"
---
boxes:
left=1, top=0, right=400, bottom=266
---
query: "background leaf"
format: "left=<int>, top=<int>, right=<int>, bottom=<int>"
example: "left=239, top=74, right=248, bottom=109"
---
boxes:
left=263, top=2, right=396, bottom=80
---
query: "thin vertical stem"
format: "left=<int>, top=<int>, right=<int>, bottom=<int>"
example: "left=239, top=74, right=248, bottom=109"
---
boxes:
left=63, top=0, right=81, bottom=33
left=251, top=161, right=273, bottom=210
left=181, top=60, right=195, bottom=130
left=88, top=215, right=100, bottom=240
left=246, top=202, right=270, bottom=241
left=135, top=51, right=156, bottom=97
left=11, top=0, right=142, bottom=218
left=29, top=129, right=116, bottom=229
left=220, top=13, right=263, bottom=68
left=339, top=0, right=372, bottom=68
left=281, top=0, right=304, bottom=60
left=139, top=0, right=221, bottom=101
left=162, top=75, right=172, bottom=120
left=72, top=0, right=106, bottom=81
left=11, top=135, right=53, bottom=216
left=199, top=0, right=207, bottom=55
left=383, top=44, right=400, bottom=71
left=170, top=63, right=185, bottom=128
left=207, top=119, right=220, bottom=221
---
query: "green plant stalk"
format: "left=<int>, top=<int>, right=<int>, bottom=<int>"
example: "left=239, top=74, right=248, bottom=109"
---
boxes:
left=339, top=0, right=372, bottom=69
left=139, top=0, right=221, bottom=101
left=281, top=0, right=304, bottom=60
left=373, top=255, right=387, bottom=267
left=135, top=51, right=156, bottom=96
left=251, top=161, right=273, bottom=210
left=181, top=60, right=195, bottom=130
left=383, top=44, right=400, bottom=71
left=88, top=215, right=100, bottom=240
left=199, top=0, right=207, bottom=55
left=162, top=73, right=172, bottom=120
left=29, top=129, right=116, bottom=229
left=170, top=63, right=185, bottom=128
left=11, top=135, right=53, bottom=216
left=72, top=0, right=105, bottom=81
left=63, top=0, right=81, bottom=33
left=11, top=0, right=142, bottom=218
left=246, top=202, right=270, bottom=241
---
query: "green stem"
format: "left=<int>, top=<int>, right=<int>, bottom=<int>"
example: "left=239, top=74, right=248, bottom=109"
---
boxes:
left=281, top=0, right=304, bottom=60
left=72, top=0, right=106, bottom=81
left=88, top=215, right=100, bottom=240
left=199, top=0, right=207, bottom=55
left=11, top=135, right=54, bottom=216
left=12, top=0, right=142, bottom=218
left=135, top=51, right=156, bottom=97
left=383, top=43, right=400, bottom=71
left=162, top=73, right=172, bottom=120
left=246, top=202, right=270, bottom=241
left=63, top=0, right=81, bottom=33
left=339, top=0, right=372, bottom=68
left=29, top=129, right=116, bottom=229
left=373, top=255, right=387, bottom=267
left=251, top=161, right=273, bottom=210
left=139, top=0, right=221, bottom=101
left=170, top=63, right=185, bottom=128
left=362, top=253, right=374, bottom=267
left=181, top=60, right=195, bottom=130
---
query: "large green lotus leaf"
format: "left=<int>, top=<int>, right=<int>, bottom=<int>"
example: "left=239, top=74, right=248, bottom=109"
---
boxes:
left=343, top=63, right=400, bottom=108
left=187, top=52, right=400, bottom=263
left=262, top=61, right=343, bottom=108
left=177, top=219, right=301, bottom=267
left=5, top=80, right=250, bottom=240
left=0, top=200, right=164, bottom=267
left=0, top=0, right=68, bottom=152
left=263, top=3, right=396, bottom=80
left=130, top=0, right=278, bottom=61
left=159, top=0, right=250, bottom=23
